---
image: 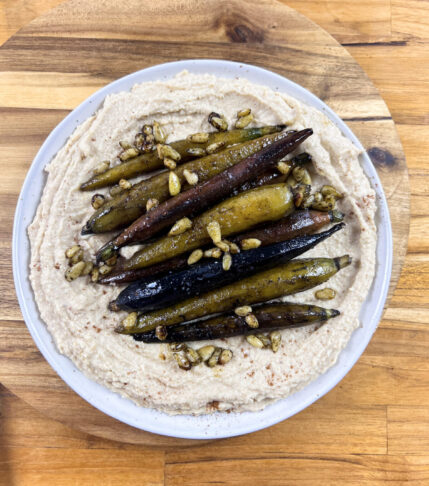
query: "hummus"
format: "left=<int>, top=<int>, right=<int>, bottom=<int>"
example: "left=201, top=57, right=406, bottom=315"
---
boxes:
left=29, top=71, right=376, bottom=415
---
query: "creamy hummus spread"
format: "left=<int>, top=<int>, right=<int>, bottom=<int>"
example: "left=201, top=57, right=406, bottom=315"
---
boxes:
left=29, top=71, right=376, bottom=414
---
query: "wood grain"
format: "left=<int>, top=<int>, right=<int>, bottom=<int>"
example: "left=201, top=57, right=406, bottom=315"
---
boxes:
left=1, top=0, right=427, bottom=483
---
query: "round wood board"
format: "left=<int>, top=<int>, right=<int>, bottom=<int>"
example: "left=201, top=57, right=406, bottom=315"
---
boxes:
left=0, top=0, right=409, bottom=447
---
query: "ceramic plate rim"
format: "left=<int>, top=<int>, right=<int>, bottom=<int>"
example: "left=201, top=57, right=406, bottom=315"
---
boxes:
left=12, top=59, right=393, bottom=440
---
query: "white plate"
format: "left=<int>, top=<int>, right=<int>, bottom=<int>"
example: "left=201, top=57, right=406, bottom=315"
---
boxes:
left=13, top=60, right=392, bottom=440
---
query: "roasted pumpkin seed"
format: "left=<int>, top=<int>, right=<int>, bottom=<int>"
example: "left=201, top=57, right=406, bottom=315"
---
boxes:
left=168, top=171, right=181, bottom=196
left=270, top=331, right=282, bottom=353
left=94, top=161, right=109, bottom=175
left=188, top=249, right=203, bottom=265
left=245, top=313, right=259, bottom=329
left=255, top=333, right=271, bottom=347
left=65, top=245, right=81, bottom=259
left=163, top=157, right=177, bottom=170
left=152, top=121, right=167, bottom=143
left=91, top=193, right=105, bottom=210
left=235, top=113, right=253, bottom=129
left=119, top=178, right=132, bottom=190
left=216, top=240, right=230, bottom=253
left=240, top=238, right=261, bottom=250
left=321, top=185, right=343, bottom=199
left=207, top=347, right=222, bottom=367
left=169, top=342, right=187, bottom=352
left=315, top=287, right=336, bottom=300
left=160, top=144, right=181, bottom=161
left=277, top=161, right=291, bottom=175
left=292, top=183, right=311, bottom=208
left=237, top=108, right=251, bottom=118
left=119, top=147, right=139, bottom=161
left=173, top=351, right=191, bottom=370
left=208, top=112, right=228, bottom=131
left=312, top=195, right=336, bottom=211
left=293, top=166, right=312, bottom=185
left=313, top=191, right=323, bottom=203
left=207, top=221, right=221, bottom=244
left=185, top=347, right=201, bottom=366
left=246, top=334, right=264, bottom=348
left=70, top=248, right=84, bottom=265
left=222, top=252, right=232, bottom=271
left=119, top=140, right=132, bottom=150
left=206, top=140, right=226, bottom=154
left=143, top=125, right=153, bottom=136
left=186, top=147, right=206, bottom=157
left=90, top=267, right=99, bottom=283
left=228, top=242, right=240, bottom=254
left=81, top=261, right=94, bottom=276
left=197, top=345, right=215, bottom=362
left=65, top=261, right=86, bottom=281
left=99, top=264, right=112, bottom=275
left=183, top=169, right=199, bottom=186
left=187, top=132, right=209, bottom=143
left=121, top=311, right=138, bottom=330
left=204, top=247, right=222, bottom=259
left=235, top=306, right=252, bottom=317
left=169, top=217, right=192, bottom=236
left=146, top=198, right=159, bottom=211
left=218, top=348, right=233, bottom=365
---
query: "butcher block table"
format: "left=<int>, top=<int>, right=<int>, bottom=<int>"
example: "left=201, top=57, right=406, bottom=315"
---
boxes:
left=0, top=0, right=428, bottom=484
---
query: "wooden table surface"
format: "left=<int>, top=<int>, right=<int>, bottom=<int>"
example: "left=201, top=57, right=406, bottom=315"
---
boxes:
left=0, top=1, right=428, bottom=484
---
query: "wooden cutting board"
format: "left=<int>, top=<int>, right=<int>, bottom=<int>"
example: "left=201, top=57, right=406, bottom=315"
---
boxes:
left=0, top=0, right=409, bottom=446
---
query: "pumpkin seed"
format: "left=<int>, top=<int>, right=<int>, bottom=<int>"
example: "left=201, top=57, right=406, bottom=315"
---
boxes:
left=185, top=347, right=201, bottom=366
left=170, top=342, right=187, bottom=352
left=99, top=264, right=112, bottom=275
left=163, top=157, right=176, bottom=170
left=222, top=252, right=232, bottom=271
left=70, top=248, right=84, bottom=265
left=81, top=261, right=94, bottom=276
left=119, top=140, right=132, bottom=150
left=237, top=108, right=251, bottom=118
left=65, top=261, right=86, bottom=281
left=197, top=345, right=215, bottom=362
left=188, top=249, right=203, bottom=265
left=255, top=333, right=271, bottom=347
left=143, top=124, right=153, bottom=136
left=154, top=325, right=167, bottom=341
left=235, top=113, right=253, bottom=129
left=146, top=198, right=159, bottom=212
left=119, top=147, right=139, bottom=161
left=91, top=193, right=105, bottom=210
left=208, top=112, right=228, bottom=131
left=119, top=178, right=132, bottom=190
left=152, top=121, right=166, bottom=143
left=186, top=147, right=206, bottom=157
left=245, top=313, right=259, bottom=329
left=207, top=221, right=221, bottom=244
left=315, top=288, right=336, bottom=300
left=270, top=331, right=282, bottom=353
left=168, top=171, right=181, bottom=196
left=292, top=183, right=311, bottom=208
left=204, top=247, right=222, bottom=259
left=122, top=312, right=137, bottom=329
left=173, top=351, right=191, bottom=370
left=321, top=185, right=343, bottom=199
left=277, top=160, right=292, bottom=175
left=94, top=161, right=109, bottom=174
left=293, top=166, right=312, bottom=185
left=301, top=194, right=315, bottom=209
left=240, top=238, right=261, bottom=250
left=169, top=217, right=192, bottom=236
left=286, top=175, right=297, bottom=188
left=206, top=140, right=226, bottom=154
left=90, top=267, right=99, bottom=283
left=215, top=240, right=230, bottom=253
left=235, top=305, right=252, bottom=317
left=246, top=334, right=264, bottom=348
left=183, top=169, right=199, bottom=186
left=187, top=132, right=209, bottom=143
left=65, top=245, right=81, bottom=259
left=134, top=133, right=145, bottom=149
left=207, top=347, right=222, bottom=367
left=218, top=348, right=233, bottom=365
left=311, top=194, right=336, bottom=211
left=160, top=144, right=181, bottom=161
left=228, top=242, right=240, bottom=254
left=313, top=191, right=323, bottom=203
